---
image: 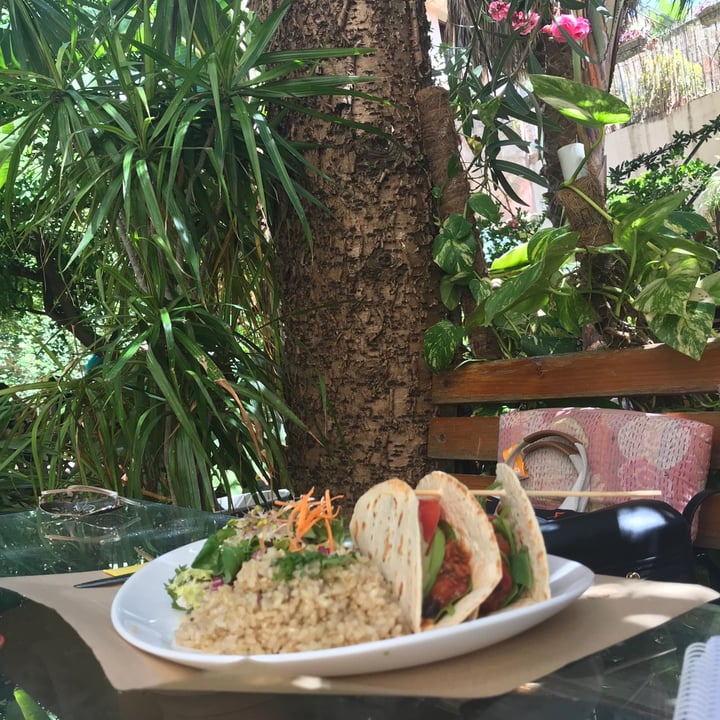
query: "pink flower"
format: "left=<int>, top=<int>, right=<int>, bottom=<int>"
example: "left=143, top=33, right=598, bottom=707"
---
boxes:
left=542, top=14, right=591, bottom=42
left=511, top=10, right=540, bottom=35
left=488, top=1, right=510, bottom=22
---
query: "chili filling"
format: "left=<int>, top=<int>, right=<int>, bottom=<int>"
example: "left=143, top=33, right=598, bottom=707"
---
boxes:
left=477, top=512, right=533, bottom=617
left=478, top=530, right=514, bottom=615
left=422, top=537, right=472, bottom=620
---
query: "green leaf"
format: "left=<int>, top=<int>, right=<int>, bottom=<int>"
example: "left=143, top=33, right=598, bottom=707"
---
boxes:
left=423, top=321, right=465, bottom=373
left=135, top=158, right=167, bottom=239
left=529, top=75, right=632, bottom=128
left=698, top=271, right=720, bottom=303
left=439, top=275, right=462, bottom=310
left=555, top=290, right=597, bottom=334
left=469, top=277, right=493, bottom=304
left=649, top=233, right=718, bottom=270
left=491, top=164, right=535, bottom=205
left=235, top=0, right=293, bottom=76
left=484, top=229, right=577, bottom=323
left=493, top=159, right=549, bottom=188
left=509, top=545, right=533, bottom=590
left=667, top=210, right=714, bottom=236
left=468, top=193, right=501, bottom=223
left=192, top=524, right=237, bottom=570
left=505, top=290, right=552, bottom=317
left=527, top=228, right=579, bottom=264
left=484, top=264, right=548, bottom=322
left=647, top=303, right=715, bottom=360
left=254, top=115, right=313, bottom=244
left=231, top=97, right=266, bottom=210
left=12, top=689, right=53, bottom=720
left=474, top=96, right=502, bottom=127
left=614, top=193, right=689, bottom=255
left=634, top=256, right=701, bottom=316
left=432, top=215, right=476, bottom=274
left=490, top=243, right=530, bottom=274
left=69, top=174, right=124, bottom=267
left=422, top=528, right=447, bottom=596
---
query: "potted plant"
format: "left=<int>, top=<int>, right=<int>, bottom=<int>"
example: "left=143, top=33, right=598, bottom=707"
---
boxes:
left=697, top=1, right=720, bottom=26
left=617, top=29, right=647, bottom=60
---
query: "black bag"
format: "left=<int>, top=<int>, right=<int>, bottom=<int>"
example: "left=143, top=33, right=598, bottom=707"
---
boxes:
left=537, top=500, right=695, bottom=582
left=536, top=491, right=720, bottom=586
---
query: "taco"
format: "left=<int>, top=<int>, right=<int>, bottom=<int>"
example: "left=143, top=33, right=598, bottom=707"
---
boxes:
left=350, top=469, right=551, bottom=632
left=350, top=475, right=502, bottom=632
left=476, top=462, right=551, bottom=614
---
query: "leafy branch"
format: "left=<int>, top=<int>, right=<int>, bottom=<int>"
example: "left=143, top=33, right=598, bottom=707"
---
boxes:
left=424, top=76, right=718, bottom=370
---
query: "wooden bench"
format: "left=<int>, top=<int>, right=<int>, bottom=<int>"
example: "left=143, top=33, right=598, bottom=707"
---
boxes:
left=428, top=339, right=720, bottom=549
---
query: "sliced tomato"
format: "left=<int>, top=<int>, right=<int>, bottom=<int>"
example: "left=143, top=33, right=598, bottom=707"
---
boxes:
left=479, top=560, right=513, bottom=616
left=494, top=530, right=511, bottom=557
left=418, top=498, right=441, bottom=544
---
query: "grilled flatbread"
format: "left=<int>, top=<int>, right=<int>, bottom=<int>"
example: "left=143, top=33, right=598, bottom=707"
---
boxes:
left=495, top=462, right=551, bottom=603
left=350, top=479, right=425, bottom=632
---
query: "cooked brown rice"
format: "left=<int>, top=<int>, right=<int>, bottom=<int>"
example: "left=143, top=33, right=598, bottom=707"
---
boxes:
left=174, top=547, right=408, bottom=654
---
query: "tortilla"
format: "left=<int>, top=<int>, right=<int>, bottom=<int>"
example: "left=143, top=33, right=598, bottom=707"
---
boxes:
left=415, top=471, right=503, bottom=627
left=495, top=462, right=551, bottom=603
left=350, top=479, right=424, bottom=632
left=351, top=474, right=502, bottom=632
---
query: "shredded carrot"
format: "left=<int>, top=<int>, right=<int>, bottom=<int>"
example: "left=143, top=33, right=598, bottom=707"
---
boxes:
left=502, top=443, right=527, bottom=477
left=275, top=487, right=343, bottom=552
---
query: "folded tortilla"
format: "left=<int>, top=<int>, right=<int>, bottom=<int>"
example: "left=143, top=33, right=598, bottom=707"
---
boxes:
left=495, top=462, right=551, bottom=604
left=350, top=474, right=502, bottom=632
left=350, top=479, right=424, bottom=632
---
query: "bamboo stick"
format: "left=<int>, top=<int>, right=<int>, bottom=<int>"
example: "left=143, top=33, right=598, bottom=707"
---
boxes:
left=474, top=489, right=662, bottom=499
left=414, top=488, right=662, bottom=499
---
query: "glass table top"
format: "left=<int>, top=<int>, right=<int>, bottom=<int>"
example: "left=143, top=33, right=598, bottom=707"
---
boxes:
left=0, top=502, right=228, bottom=577
left=0, top=502, right=717, bottom=719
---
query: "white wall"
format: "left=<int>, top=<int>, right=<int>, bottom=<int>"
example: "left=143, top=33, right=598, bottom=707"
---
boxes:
left=606, top=92, right=720, bottom=172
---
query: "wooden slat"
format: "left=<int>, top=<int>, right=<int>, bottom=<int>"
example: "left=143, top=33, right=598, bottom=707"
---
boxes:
left=444, top=474, right=495, bottom=490
left=427, top=416, right=499, bottom=461
left=433, top=340, right=720, bottom=405
left=696, top=493, right=720, bottom=550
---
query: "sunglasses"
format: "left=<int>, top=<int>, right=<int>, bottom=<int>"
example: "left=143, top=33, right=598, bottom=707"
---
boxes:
left=38, top=485, right=135, bottom=517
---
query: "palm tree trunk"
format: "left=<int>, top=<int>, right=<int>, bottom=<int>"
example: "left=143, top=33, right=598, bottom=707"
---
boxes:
left=248, top=0, right=449, bottom=504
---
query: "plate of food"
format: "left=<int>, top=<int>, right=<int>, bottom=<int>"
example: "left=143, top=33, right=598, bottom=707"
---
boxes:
left=111, top=467, right=594, bottom=676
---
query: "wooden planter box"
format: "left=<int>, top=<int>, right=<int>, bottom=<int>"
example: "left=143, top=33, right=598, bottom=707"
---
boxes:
left=617, top=36, right=646, bottom=61
left=698, top=2, right=720, bottom=25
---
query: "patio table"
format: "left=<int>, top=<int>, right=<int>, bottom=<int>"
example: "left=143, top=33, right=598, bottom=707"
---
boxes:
left=0, top=500, right=718, bottom=719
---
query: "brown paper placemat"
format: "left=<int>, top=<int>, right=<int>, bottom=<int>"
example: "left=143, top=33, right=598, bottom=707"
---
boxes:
left=0, top=571, right=717, bottom=699
left=0, top=571, right=194, bottom=691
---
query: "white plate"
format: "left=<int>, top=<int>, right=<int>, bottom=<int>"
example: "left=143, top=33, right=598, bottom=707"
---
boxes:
left=111, top=541, right=594, bottom=677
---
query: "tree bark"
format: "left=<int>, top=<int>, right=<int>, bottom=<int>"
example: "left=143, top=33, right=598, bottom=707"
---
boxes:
left=37, top=236, right=99, bottom=350
left=250, top=0, right=446, bottom=504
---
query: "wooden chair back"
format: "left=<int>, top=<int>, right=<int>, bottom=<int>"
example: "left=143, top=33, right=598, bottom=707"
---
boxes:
left=428, top=340, right=720, bottom=549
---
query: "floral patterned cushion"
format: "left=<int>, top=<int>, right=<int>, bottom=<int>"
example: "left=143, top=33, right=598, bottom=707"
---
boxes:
left=497, top=408, right=713, bottom=512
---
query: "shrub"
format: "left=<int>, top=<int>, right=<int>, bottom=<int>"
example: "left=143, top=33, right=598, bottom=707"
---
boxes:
left=627, top=51, right=705, bottom=120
